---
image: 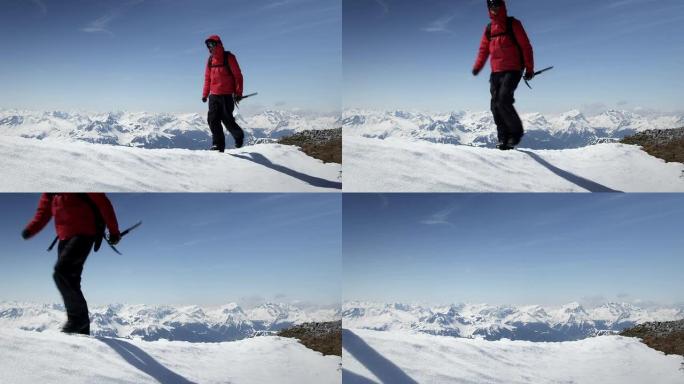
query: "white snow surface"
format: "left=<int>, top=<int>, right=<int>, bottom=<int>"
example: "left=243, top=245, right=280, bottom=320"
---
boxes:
left=342, top=328, right=684, bottom=384
left=0, top=136, right=341, bottom=192
left=343, top=136, right=684, bottom=192
left=0, top=328, right=340, bottom=384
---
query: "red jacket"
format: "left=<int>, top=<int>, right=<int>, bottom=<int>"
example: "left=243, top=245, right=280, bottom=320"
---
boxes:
left=473, top=2, right=534, bottom=74
left=24, top=193, right=120, bottom=240
left=202, top=35, right=243, bottom=99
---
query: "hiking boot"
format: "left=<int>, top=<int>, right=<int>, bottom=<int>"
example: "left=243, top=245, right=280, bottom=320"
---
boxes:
left=61, top=319, right=90, bottom=335
left=235, top=135, right=244, bottom=149
left=496, top=141, right=513, bottom=151
left=210, top=145, right=225, bottom=153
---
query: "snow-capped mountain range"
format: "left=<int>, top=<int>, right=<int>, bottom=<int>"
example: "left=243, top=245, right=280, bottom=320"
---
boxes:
left=343, top=302, right=684, bottom=342
left=0, top=109, right=340, bottom=149
left=0, top=302, right=341, bottom=342
left=343, top=109, right=684, bottom=149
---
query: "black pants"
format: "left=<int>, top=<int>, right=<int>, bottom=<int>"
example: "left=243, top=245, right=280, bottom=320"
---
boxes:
left=490, top=71, right=524, bottom=144
left=208, top=94, right=244, bottom=151
left=54, top=236, right=94, bottom=324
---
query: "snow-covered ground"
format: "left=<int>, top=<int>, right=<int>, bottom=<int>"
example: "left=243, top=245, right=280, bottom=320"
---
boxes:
left=343, top=136, right=684, bottom=192
left=0, top=136, right=341, bottom=192
left=342, top=328, right=684, bottom=384
left=0, top=328, right=340, bottom=384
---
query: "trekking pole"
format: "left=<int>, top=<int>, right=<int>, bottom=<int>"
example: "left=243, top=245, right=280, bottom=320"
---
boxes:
left=106, top=221, right=142, bottom=255
left=524, top=66, right=554, bottom=89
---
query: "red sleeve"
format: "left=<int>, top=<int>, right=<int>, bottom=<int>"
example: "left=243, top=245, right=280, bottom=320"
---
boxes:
left=512, top=20, right=534, bottom=74
left=228, top=53, right=243, bottom=97
left=473, top=27, right=490, bottom=72
left=24, top=193, right=53, bottom=238
left=87, top=193, right=120, bottom=236
left=202, top=59, right=211, bottom=99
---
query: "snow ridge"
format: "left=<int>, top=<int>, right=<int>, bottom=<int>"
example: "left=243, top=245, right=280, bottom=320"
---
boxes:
left=0, top=109, right=340, bottom=149
left=0, top=302, right=341, bottom=342
left=343, top=301, right=684, bottom=342
left=343, top=109, right=684, bottom=149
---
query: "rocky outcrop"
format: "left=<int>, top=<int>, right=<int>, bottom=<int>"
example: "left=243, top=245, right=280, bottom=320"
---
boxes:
left=278, top=128, right=342, bottom=164
left=620, top=319, right=684, bottom=356
left=278, top=320, right=342, bottom=356
left=621, top=127, right=684, bottom=163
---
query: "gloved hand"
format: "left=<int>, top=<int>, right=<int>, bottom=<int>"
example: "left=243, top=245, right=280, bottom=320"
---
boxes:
left=202, top=97, right=208, bottom=103
left=472, top=67, right=481, bottom=76
left=233, top=94, right=243, bottom=104
left=524, top=69, right=535, bottom=81
left=108, top=232, right=121, bottom=245
left=21, top=229, right=31, bottom=240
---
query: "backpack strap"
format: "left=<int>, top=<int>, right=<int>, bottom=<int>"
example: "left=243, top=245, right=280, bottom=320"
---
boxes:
left=208, top=51, right=235, bottom=79
left=76, top=193, right=105, bottom=252
left=486, top=17, right=524, bottom=70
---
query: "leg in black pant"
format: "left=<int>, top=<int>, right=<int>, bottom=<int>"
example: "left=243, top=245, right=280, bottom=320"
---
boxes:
left=208, top=95, right=226, bottom=152
left=219, top=95, right=245, bottom=149
left=54, top=236, right=94, bottom=335
left=490, top=71, right=524, bottom=147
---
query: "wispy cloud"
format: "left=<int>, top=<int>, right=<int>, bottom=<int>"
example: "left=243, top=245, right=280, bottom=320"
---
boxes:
left=420, top=204, right=459, bottom=227
left=30, top=0, right=47, bottom=16
left=375, top=0, right=389, bottom=15
left=81, top=0, right=143, bottom=36
left=422, top=13, right=458, bottom=35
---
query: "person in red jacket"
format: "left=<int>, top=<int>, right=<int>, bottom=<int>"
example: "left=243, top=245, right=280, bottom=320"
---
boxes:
left=21, top=193, right=120, bottom=335
left=202, top=34, right=245, bottom=152
left=472, top=0, right=534, bottom=150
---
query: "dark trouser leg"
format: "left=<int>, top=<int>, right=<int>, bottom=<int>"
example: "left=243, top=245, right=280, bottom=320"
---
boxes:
left=490, top=73, right=508, bottom=144
left=492, top=71, right=524, bottom=145
left=220, top=95, right=245, bottom=148
left=53, top=236, right=94, bottom=327
left=207, top=95, right=226, bottom=151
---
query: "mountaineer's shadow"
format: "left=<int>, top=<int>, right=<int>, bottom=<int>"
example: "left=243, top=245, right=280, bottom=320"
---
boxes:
left=342, top=329, right=418, bottom=384
left=98, top=337, right=198, bottom=384
left=230, top=152, right=342, bottom=190
left=518, top=150, right=623, bottom=193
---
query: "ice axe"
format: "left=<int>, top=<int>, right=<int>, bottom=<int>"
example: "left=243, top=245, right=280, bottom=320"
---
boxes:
left=105, top=221, right=143, bottom=255
left=47, top=221, right=142, bottom=255
left=234, top=92, right=258, bottom=108
left=524, top=66, right=554, bottom=89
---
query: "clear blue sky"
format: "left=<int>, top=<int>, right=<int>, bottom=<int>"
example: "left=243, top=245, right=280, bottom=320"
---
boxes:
left=0, top=0, right=341, bottom=115
left=343, top=0, right=684, bottom=114
left=0, top=194, right=341, bottom=307
left=344, top=194, right=684, bottom=307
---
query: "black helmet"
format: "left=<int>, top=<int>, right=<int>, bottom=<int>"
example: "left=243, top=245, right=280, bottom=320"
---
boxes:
left=487, top=0, right=504, bottom=8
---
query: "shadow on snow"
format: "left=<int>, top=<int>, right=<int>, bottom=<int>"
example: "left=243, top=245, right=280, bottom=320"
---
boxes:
left=342, top=329, right=418, bottom=384
left=518, top=150, right=623, bottom=193
left=98, top=337, right=199, bottom=384
left=230, top=152, right=342, bottom=190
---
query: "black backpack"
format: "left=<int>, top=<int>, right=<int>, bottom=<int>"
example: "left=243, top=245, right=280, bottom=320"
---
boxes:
left=46, top=193, right=105, bottom=252
left=486, top=16, right=525, bottom=69
left=207, top=50, right=236, bottom=79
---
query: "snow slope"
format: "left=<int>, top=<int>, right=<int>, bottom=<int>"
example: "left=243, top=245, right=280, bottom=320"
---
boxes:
left=342, top=329, right=684, bottom=384
left=343, top=136, right=684, bottom=192
left=0, top=136, right=341, bottom=192
left=0, top=328, right=340, bottom=384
